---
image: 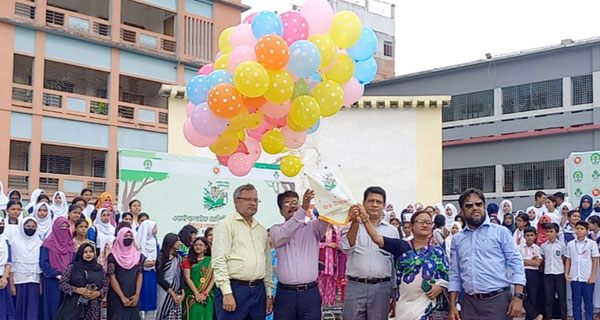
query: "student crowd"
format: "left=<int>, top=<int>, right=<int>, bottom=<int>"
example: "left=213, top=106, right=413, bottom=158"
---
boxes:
left=0, top=179, right=599, bottom=320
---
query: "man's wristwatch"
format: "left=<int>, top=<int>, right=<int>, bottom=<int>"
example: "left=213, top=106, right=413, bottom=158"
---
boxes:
left=514, top=292, right=525, bottom=300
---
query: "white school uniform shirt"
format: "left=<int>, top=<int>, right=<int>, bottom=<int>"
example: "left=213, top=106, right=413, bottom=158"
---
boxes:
left=540, top=239, right=566, bottom=274
left=513, top=228, right=526, bottom=248
left=519, top=243, right=542, bottom=270
left=565, top=237, right=600, bottom=281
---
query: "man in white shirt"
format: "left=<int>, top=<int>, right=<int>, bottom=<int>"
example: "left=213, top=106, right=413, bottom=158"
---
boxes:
left=341, top=186, right=399, bottom=320
left=540, top=222, right=567, bottom=320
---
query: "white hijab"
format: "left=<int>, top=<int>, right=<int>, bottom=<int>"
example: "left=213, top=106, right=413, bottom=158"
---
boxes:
left=8, top=189, right=22, bottom=202
left=526, top=206, right=539, bottom=229
left=10, top=216, right=42, bottom=273
left=444, top=203, right=458, bottom=229
left=0, top=217, right=9, bottom=275
left=33, top=202, right=53, bottom=240
left=94, top=208, right=115, bottom=255
left=50, top=191, right=69, bottom=218
left=497, top=199, right=513, bottom=223
left=445, top=221, right=462, bottom=258
left=25, top=189, right=45, bottom=211
left=135, top=220, right=157, bottom=262
left=434, top=203, right=445, bottom=216
left=559, top=202, right=573, bottom=220
left=0, top=181, right=8, bottom=210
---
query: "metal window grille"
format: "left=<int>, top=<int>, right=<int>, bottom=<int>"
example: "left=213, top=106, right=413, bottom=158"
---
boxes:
left=383, top=41, right=393, bottom=57
left=9, top=140, right=30, bottom=171
left=572, top=74, right=593, bottom=105
left=44, top=60, right=109, bottom=97
left=15, top=2, right=35, bottom=19
left=502, top=79, right=562, bottom=114
left=119, top=75, right=167, bottom=109
left=184, top=15, right=213, bottom=61
left=503, top=160, right=564, bottom=192
left=443, top=90, right=494, bottom=122
left=45, top=10, right=64, bottom=26
left=40, top=144, right=107, bottom=177
left=13, top=54, right=33, bottom=86
left=8, top=175, right=29, bottom=191
left=443, top=166, right=496, bottom=195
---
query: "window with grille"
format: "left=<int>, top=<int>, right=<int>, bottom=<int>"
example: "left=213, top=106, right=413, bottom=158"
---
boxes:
left=503, top=160, right=564, bottom=192
left=384, top=41, right=393, bottom=57
left=40, top=144, right=107, bottom=177
left=44, top=60, right=109, bottom=96
left=13, top=54, right=33, bottom=85
left=442, top=90, right=494, bottom=122
left=572, top=74, right=593, bottom=105
left=41, top=154, right=71, bottom=174
left=502, top=79, right=562, bottom=114
left=443, top=166, right=496, bottom=195
left=9, top=141, right=30, bottom=171
left=119, top=75, right=167, bottom=109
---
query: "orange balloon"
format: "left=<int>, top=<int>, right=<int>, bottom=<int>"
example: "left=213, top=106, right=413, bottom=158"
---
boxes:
left=255, top=35, right=290, bottom=70
left=243, top=95, right=267, bottom=113
left=207, top=84, right=244, bottom=118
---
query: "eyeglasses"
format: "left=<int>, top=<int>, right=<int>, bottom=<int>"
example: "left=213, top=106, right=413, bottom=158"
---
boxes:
left=463, top=201, right=484, bottom=209
left=414, top=219, right=433, bottom=226
left=236, top=197, right=261, bottom=204
left=283, top=200, right=298, bottom=207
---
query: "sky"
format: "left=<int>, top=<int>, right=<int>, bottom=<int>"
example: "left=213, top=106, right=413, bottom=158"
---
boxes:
left=242, top=0, right=600, bottom=76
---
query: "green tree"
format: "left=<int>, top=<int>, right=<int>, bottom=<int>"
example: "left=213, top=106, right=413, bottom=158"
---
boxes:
left=120, top=169, right=168, bottom=209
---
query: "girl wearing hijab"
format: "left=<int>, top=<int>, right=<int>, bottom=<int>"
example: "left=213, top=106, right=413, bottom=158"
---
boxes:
left=156, top=233, right=185, bottom=320
left=497, top=199, right=513, bottom=224
left=89, top=208, right=116, bottom=267
left=54, top=243, right=108, bottom=320
left=107, top=227, right=144, bottom=320
left=8, top=189, right=22, bottom=203
left=136, top=220, right=159, bottom=319
left=177, top=225, right=198, bottom=258
left=94, top=192, right=117, bottom=227
left=9, top=217, right=42, bottom=320
left=40, top=217, right=76, bottom=320
left=183, top=237, right=214, bottom=320
left=34, top=202, right=53, bottom=241
left=486, top=203, right=499, bottom=217
left=4, top=200, right=23, bottom=240
left=0, top=217, right=15, bottom=320
left=0, top=181, right=8, bottom=211
left=526, top=206, right=539, bottom=229
left=502, top=213, right=517, bottom=234
left=50, top=191, right=69, bottom=218
left=558, top=202, right=573, bottom=227
left=443, top=203, right=458, bottom=230
left=579, top=195, right=594, bottom=221
left=445, top=221, right=462, bottom=260
left=535, top=215, right=552, bottom=246
left=25, top=188, right=44, bottom=213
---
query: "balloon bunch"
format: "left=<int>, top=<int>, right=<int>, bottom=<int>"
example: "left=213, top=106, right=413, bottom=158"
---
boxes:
left=184, top=0, right=376, bottom=177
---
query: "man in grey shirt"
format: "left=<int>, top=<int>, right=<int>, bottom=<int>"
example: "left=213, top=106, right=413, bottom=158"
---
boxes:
left=341, top=186, right=399, bottom=320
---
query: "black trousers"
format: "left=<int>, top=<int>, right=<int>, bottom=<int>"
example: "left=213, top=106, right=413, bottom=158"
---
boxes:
left=544, top=273, right=567, bottom=319
left=524, top=269, right=541, bottom=320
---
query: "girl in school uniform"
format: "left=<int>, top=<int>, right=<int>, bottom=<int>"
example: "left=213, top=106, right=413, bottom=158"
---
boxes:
left=4, top=200, right=23, bottom=240
left=88, top=208, right=116, bottom=267
left=0, top=217, right=15, bottom=320
left=50, top=191, right=69, bottom=219
left=33, top=202, right=54, bottom=241
left=136, top=220, right=159, bottom=319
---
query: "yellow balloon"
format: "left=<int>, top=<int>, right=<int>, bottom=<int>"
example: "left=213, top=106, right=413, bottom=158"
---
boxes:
left=261, top=129, right=285, bottom=154
left=329, top=11, right=362, bottom=48
left=233, top=61, right=270, bottom=98
left=324, top=54, right=354, bottom=85
left=286, top=114, right=305, bottom=132
left=229, top=107, right=264, bottom=131
left=309, top=35, right=336, bottom=70
left=290, top=96, right=320, bottom=129
left=218, top=27, right=234, bottom=54
left=280, top=154, right=303, bottom=177
left=235, top=129, right=246, bottom=141
left=209, top=130, right=239, bottom=156
left=312, top=80, right=344, bottom=117
left=264, top=70, right=294, bottom=104
left=214, top=53, right=230, bottom=70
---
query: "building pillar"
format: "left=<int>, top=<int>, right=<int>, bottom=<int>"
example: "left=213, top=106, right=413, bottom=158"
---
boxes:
left=28, top=30, right=47, bottom=196
left=0, top=23, right=14, bottom=185
left=34, top=0, right=47, bottom=26
left=493, top=87, right=502, bottom=117
left=107, top=48, right=120, bottom=197
left=495, top=164, right=504, bottom=198
left=563, top=76, right=571, bottom=108
left=110, top=0, right=121, bottom=43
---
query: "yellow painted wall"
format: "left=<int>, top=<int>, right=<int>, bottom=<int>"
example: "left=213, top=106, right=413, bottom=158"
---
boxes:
left=167, top=97, right=196, bottom=157
left=415, top=106, right=443, bottom=205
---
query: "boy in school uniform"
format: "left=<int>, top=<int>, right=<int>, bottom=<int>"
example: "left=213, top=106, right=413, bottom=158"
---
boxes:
left=520, top=226, right=543, bottom=320
left=540, top=222, right=567, bottom=320
left=565, top=221, right=599, bottom=320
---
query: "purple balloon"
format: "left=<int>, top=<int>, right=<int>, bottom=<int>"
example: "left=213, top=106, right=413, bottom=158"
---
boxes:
left=191, top=102, right=228, bottom=136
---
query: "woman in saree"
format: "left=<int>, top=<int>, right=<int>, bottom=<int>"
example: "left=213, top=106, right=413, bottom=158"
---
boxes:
left=182, top=237, right=214, bottom=320
left=156, top=233, right=185, bottom=320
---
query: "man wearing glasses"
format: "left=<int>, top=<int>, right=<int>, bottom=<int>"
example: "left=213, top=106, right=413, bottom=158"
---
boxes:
left=212, top=184, right=275, bottom=320
left=341, top=186, right=400, bottom=320
left=269, top=189, right=330, bottom=319
left=448, top=188, right=526, bottom=320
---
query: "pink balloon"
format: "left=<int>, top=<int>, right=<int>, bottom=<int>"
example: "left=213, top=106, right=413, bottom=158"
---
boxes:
left=243, top=12, right=258, bottom=24
left=186, top=102, right=195, bottom=117
left=264, top=115, right=286, bottom=128
left=229, top=24, right=257, bottom=49
left=228, top=45, right=256, bottom=73
left=197, top=64, right=214, bottom=75
left=247, top=120, right=274, bottom=141
left=243, top=137, right=262, bottom=162
left=183, top=119, right=217, bottom=147
left=191, top=102, right=228, bottom=136
left=279, top=11, right=309, bottom=46
left=228, top=152, right=254, bottom=176
left=300, top=0, right=333, bottom=36
left=217, top=143, right=249, bottom=166
left=282, top=126, right=306, bottom=149
left=342, top=77, right=364, bottom=106
left=262, top=101, right=291, bottom=118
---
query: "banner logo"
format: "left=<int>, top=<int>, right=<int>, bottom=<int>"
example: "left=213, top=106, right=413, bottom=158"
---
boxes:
left=592, top=153, right=600, bottom=165
left=143, top=159, right=153, bottom=170
left=574, top=156, right=583, bottom=165
left=203, top=181, right=229, bottom=211
left=574, top=171, right=584, bottom=183
left=322, top=173, right=338, bottom=191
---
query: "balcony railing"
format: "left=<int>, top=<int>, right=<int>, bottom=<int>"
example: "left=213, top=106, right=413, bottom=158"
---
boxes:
left=15, top=0, right=35, bottom=20
left=42, top=89, right=109, bottom=119
left=118, top=101, right=168, bottom=132
left=11, top=84, right=34, bottom=108
left=183, top=14, right=213, bottom=62
left=120, top=25, right=176, bottom=55
left=45, top=5, right=111, bottom=39
left=38, top=172, right=107, bottom=197
left=8, top=173, right=29, bottom=195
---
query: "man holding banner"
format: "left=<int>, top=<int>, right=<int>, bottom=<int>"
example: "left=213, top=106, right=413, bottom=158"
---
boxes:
left=341, top=186, right=400, bottom=320
left=269, top=189, right=329, bottom=319
left=212, top=184, right=274, bottom=320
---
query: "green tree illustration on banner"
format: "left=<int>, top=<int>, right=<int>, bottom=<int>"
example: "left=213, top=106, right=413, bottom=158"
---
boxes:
left=120, top=169, right=168, bottom=209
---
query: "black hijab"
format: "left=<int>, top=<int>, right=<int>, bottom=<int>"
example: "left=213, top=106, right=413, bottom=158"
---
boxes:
left=71, top=243, right=104, bottom=289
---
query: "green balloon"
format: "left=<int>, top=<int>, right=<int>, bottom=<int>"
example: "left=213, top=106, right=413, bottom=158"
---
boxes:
left=291, top=78, right=309, bottom=101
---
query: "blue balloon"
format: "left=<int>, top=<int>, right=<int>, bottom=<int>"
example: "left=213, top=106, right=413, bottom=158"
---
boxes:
left=251, top=11, right=283, bottom=39
left=186, top=75, right=210, bottom=105
left=309, top=73, right=322, bottom=83
left=306, top=118, right=320, bottom=134
left=347, top=27, right=378, bottom=62
left=288, top=40, right=321, bottom=78
left=354, top=57, right=377, bottom=85
left=206, top=70, right=233, bottom=89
